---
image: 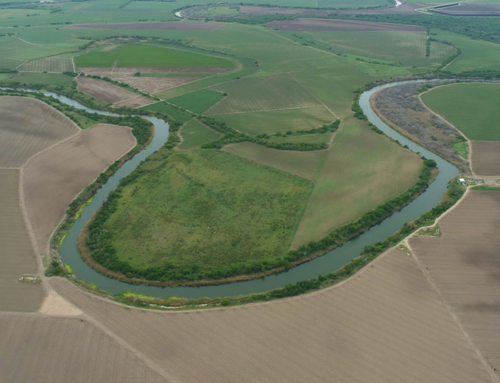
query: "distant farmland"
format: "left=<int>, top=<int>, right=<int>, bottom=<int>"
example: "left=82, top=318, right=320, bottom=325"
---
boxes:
left=19, top=57, right=73, bottom=73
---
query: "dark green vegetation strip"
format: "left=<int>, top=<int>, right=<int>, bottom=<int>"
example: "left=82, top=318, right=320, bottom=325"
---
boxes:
left=471, top=185, right=500, bottom=191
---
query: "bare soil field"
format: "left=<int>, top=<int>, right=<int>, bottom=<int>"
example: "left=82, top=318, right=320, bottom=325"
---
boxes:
left=0, top=313, right=168, bottom=383
left=431, top=4, right=500, bottom=16
left=0, top=96, right=79, bottom=167
left=471, top=141, right=500, bottom=176
left=267, top=18, right=425, bottom=32
left=52, top=247, right=493, bottom=383
left=79, top=67, right=227, bottom=75
left=23, top=123, right=136, bottom=254
left=66, top=21, right=223, bottom=30
left=410, top=190, right=500, bottom=380
left=76, top=76, right=152, bottom=108
left=0, top=169, right=44, bottom=313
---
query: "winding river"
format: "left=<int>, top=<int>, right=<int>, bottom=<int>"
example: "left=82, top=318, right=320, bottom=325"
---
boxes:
left=23, top=80, right=457, bottom=298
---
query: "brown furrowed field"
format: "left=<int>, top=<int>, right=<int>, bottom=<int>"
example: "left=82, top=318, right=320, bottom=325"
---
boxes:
left=267, top=18, right=425, bottom=32
left=52, top=247, right=493, bottom=383
left=471, top=141, right=500, bottom=176
left=0, top=313, right=169, bottom=383
left=66, top=21, right=223, bottom=30
left=23, top=124, right=136, bottom=254
left=0, top=96, right=79, bottom=167
left=0, top=169, right=44, bottom=312
left=76, top=76, right=152, bottom=108
left=431, top=4, right=500, bottom=16
left=410, top=190, right=500, bottom=380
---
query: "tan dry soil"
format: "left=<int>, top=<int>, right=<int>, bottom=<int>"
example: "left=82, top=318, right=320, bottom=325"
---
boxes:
left=39, top=290, right=82, bottom=317
left=23, top=123, right=136, bottom=254
left=470, top=141, right=500, bottom=176
left=76, top=76, right=152, bottom=108
left=51, top=248, right=493, bottom=383
left=0, top=96, right=79, bottom=167
left=0, top=169, right=44, bottom=312
left=410, top=190, right=500, bottom=380
left=0, top=313, right=169, bottom=383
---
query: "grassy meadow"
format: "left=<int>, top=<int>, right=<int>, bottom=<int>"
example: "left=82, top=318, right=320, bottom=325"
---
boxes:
left=105, top=150, right=313, bottom=272
left=141, top=102, right=192, bottom=123
left=422, top=83, right=500, bottom=141
left=168, top=89, right=225, bottom=114
left=178, top=119, right=222, bottom=150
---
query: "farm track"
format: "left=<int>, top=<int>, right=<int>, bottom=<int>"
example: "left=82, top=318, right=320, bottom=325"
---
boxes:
left=51, top=246, right=494, bottom=383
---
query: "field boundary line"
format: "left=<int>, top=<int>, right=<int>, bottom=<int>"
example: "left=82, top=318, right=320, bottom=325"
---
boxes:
left=18, top=167, right=49, bottom=305
left=15, top=36, right=41, bottom=46
left=206, top=104, right=324, bottom=116
left=72, top=57, right=76, bottom=72
left=288, top=72, right=340, bottom=120
left=405, top=189, right=500, bottom=383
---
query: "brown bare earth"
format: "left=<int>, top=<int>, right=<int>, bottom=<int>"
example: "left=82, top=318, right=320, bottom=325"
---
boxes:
left=66, top=21, right=223, bottom=30
left=410, top=190, right=500, bottom=380
left=0, top=96, right=79, bottom=167
left=76, top=76, right=152, bottom=108
left=431, top=4, right=500, bottom=16
left=23, top=123, right=136, bottom=254
left=0, top=313, right=169, bottom=383
left=0, top=169, right=44, bottom=312
left=51, top=248, right=493, bottom=383
left=267, top=18, right=425, bottom=32
left=471, top=141, right=500, bottom=176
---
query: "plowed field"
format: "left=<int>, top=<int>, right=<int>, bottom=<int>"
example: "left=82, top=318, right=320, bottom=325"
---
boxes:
left=471, top=141, right=500, bottom=177
left=23, top=124, right=136, bottom=254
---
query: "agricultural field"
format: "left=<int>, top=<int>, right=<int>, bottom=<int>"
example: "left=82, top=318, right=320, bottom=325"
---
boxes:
left=75, top=44, right=232, bottom=69
left=292, top=119, right=422, bottom=247
left=19, top=57, right=74, bottom=73
left=23, top=123, right=136, bottom=254
left=0, top=169, right=44, bottom=313
left=76, top=76, right=152, bottom=108
left=6, top=72, right=75, bottom=89
left=101, top=150, right=312, bottom=278
left=167, top=89, right=224, bottom=114
left=421, top=83, right=500, bottom=141
left=141, top=101, right=192, bottom=123
left=178, top=119, right=221, bottom=150
left=51, top=246, right=494, bottom=383
left=207, top=74, right=321, bottom=115
left=212, top=107, right=334, bottom=136
left=410, top=190, right=500, bottom=380
left=0, top=313, right=168, bottom=383
left=268, top=18, right=425, bottom=32
left=0, top=96, right=78, bottom=167
left=470, top=141, right=500, bottom=176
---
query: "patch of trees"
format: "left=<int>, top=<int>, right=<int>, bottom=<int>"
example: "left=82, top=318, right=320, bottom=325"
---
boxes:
left=274, top=120, right=340, bottom=137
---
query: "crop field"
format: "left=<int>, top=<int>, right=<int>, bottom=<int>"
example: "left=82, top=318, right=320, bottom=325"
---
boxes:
left=75, top=44, right=232, bottom=69
left=421, top=83, right=500, bottom=141
left=471, top=141, right=500, bottom=176
left=8, top=72, right=75, bottom=88
left=0, top=313, right=168, bottom=383
left=268, top=18, right=425, bottom=32
left=410, top=190, right=500, bottom=379
left=292, top=119, right=422, bottom=248
left=431, top=3, right=500, bottom=16
left=141, top=102, right=192, bottom=123
left=207, top=74, right=321, bottom=115
left=23, top=124, right=136, bottom=254
left=0, top=35, right=82, bottom=61
left=52, top=246, right=494, bottom=383
left=67, top=21, right=224, bottom=30
left=76, top=76, right=152, bottom=108
left=19, top=57, right=74, bottom=73
left=167, top=89, right=224, bottom=114
left=223, top=142, right=327, bottom=180
left=0, top=169, right=44, bottom=313
left=287, top=30, right=455, bottom=67
left=212, top=107, right=334, bottom=136
left=178, top=119, right=221, bottom=150
left=104, top=150, right=312, bottom=274
left=0, top=96, right=79, bottom=167
left=0, top=57, right=24, bottom=70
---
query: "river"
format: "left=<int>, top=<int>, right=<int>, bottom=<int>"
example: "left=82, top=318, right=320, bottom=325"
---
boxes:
left=15, top=80, right=457, bottom=298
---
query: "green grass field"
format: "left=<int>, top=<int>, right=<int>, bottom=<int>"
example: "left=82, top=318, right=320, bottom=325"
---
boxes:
left=19, top=57, right=73, bottom=72
left=422, top=83, right=500, bottom=141
left=212, top=107, right=334, bottom=136
left=0, top=58, right=24, bottom=70
left=140, top=102, right=192, bottom=123
left=105, top=150, right=313, bottom=272
left=178, top=119, right=222, bottom=150
left=453, top=141, right=468, bottom=159
left=167, top=89, right=225, bottom=114
left=75, top=44, right=233, bottom=69
left=2, top=72, right=74, bottom=88
left=208, top=74, right=320, bottom=115
left=292, top=118, right=423, bottom=248
left=223, top=142, right=327, bottom=180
